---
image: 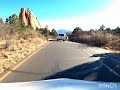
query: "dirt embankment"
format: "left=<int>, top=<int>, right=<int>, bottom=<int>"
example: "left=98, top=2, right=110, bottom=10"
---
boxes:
left=0, top=36, right=47, bottom=74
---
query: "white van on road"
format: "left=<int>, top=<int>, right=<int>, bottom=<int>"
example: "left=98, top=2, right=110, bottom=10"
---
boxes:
left=57, top=34, right=68, bottom=41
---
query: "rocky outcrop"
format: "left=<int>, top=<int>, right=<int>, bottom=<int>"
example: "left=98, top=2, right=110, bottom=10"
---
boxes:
left=19, top=8, right=41, bottom=30
left=27, top=8, right=41, bottom=30
left=19, top=8, right=28, bottom=26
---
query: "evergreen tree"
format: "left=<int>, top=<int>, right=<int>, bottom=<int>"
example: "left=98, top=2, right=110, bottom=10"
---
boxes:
left=51, top=29, right=58, bottom=36
left=5, top=14, right=25, bottom=31
left=72, top=27, right=82, bottom=34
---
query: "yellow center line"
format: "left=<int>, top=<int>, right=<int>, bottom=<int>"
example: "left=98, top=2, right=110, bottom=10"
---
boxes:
left=0, top=42, right=49, bottom=81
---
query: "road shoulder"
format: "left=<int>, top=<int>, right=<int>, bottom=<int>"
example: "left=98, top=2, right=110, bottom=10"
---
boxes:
left=0, top=41, right=49, bottom=82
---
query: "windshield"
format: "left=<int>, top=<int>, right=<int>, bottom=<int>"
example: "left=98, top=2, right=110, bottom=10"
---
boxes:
left=0, top=0, right=120, bottom=90
left=59, top=34, right=64, bottom=36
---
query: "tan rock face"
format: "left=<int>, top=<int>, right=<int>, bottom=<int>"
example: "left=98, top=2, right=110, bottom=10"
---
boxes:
left=19, top=8, right=41, bottom=30
left=19, top=8, right=28, bottom=26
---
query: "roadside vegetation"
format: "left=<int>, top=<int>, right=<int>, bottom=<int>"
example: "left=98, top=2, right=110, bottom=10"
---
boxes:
left=69, top=25, right=120, bottom=51
left=0, top=14, right=58, bottom=73
left=39, top=25, right=58, bottom=40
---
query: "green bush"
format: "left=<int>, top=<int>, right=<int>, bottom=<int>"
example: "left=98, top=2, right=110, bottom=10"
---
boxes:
left=50, top=29, right=58, bottom=37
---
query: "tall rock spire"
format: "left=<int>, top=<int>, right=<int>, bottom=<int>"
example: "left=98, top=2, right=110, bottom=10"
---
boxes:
left=19, top=8, right=41, bottom=30
left=19, top=8, right=28, bottom=26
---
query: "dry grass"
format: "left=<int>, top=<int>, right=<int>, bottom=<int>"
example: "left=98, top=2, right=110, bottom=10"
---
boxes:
left=69, top=31, right=120, bottom=51
left=0, top=23, right=47, bottom=73
left=0, top=23, right=44, bottom=40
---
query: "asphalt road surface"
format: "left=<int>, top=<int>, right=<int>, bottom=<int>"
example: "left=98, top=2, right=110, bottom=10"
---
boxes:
left=1, top=41, right=120, bottom=83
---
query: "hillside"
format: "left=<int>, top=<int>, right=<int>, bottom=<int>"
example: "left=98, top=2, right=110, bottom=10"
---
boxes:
left=0, top=8, right=47, bottom=74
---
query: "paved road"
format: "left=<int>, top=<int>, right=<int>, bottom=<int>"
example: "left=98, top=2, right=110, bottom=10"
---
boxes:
left=1, top=41, right=120, bottom=83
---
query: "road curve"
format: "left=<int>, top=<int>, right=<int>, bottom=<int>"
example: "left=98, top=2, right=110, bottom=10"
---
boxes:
left=1, top=41, right=120, bottom=83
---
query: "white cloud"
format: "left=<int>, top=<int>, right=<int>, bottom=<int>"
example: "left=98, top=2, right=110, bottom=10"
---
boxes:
left=40, top=0, right=120, bottom=31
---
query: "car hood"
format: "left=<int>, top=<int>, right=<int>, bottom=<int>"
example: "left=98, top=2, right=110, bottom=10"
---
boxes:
left=0, top=79, right=120, bottom=90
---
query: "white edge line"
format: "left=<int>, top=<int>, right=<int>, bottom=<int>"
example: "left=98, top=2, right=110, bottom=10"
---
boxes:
left=103, top=54, right=120, bottom=64
left=84, top=49, right=120, bottom=78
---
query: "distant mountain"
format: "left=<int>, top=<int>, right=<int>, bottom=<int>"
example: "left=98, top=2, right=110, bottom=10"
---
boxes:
left=57, top=29, right=72, bottom=34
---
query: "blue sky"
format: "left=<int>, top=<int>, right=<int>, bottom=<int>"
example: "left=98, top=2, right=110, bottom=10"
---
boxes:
left=0, top=0, right=119, bottom=30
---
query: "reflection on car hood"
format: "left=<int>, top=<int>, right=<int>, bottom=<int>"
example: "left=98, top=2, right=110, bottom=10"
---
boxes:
left=0, top=79, right=120, bottom=90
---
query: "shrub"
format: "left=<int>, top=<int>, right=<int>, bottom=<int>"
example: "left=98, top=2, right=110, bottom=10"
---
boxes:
left=69, top=30, right=120, bottom=50
left=107, top=36, right=120, bottom=50
left=90, top=32, right=110, bottom=47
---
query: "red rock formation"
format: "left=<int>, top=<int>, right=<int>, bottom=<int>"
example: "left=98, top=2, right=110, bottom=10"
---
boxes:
left=19, top=8, right=28, bottom=26
left=19, top=8, right=41, bottom=30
